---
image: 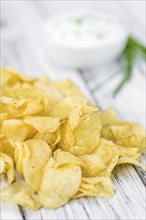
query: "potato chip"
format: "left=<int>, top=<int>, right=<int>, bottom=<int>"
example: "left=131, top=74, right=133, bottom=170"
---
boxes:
left=39, top=161, right=81, bottom=208
left=14, top=141, right=25, bottom=176
left=0, top=68, right=34, bottom=86
left=0, top=182, right=41, bottom=210
left=2, top=119, right=33, bottom=141
left=53, top=149, right=84, bottom=168
left=34, top=129, right=61, bottom=151
left=58, top=112, right=102, bottom=156
left=0, top=96, right=43, bottom=117
left=15, top=139, right=52, bottom=191
left=117, top=157, right=146, bottom=170
left=118, top=145, right=140, bottom=159
left=111, top=125, right=146, bottom=152
left=24, top=116, right=60, bottom=133
left=74, top=176, right=115, bottom=198
left=0, top=68, right=145, bottom=210
left=0, top=68, right=34, bottom=97
left=0, top=153, right=14, bottom=183
left=80, top=139, right=119, bottom=177
left=34, top=80, right=63, bottom=102
left=99, top=108, right=137, bottom=126
left=50, top=94, right=87, bottom=120
left=0, top=137, right=15, bottom=159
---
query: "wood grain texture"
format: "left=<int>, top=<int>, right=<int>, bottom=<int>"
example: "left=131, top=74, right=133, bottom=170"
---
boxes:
left=1, top=1, right=146, bottom=220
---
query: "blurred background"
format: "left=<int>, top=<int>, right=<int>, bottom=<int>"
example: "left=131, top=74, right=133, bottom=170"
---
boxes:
left=1, top=0, right=145, bottom=127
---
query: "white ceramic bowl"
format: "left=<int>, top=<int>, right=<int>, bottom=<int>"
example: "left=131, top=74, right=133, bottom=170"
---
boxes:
left=44, top=11, right=129, bottom=68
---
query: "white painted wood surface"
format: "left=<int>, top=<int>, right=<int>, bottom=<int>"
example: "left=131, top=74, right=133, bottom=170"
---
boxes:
left=1, top=1, right=145, bottom=220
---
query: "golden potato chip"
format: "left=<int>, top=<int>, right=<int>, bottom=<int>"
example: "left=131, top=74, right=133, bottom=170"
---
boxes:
left=79, top=154, right=106, bottom=177
left=24, top=116, right=60, bottom=134
left=53, top=149, right=84, bottom=168
left=0, top=153, right=14, bottom=183
left=2, top=119, right=33, bottom=141
left=0, top=68, right=34, bottom=86
left=14, top=141, right=24, bottom=176
left=34, top=80, right=63, bottom=102
left=74, top=176, right=115, bottom=198
left=111, top=125, right=146, bottom=152
left=58, top=112, right=102, bottom=156
left=0, top=137, right=15, bottom=159
left=1, top=96, right=42, bottom=117
left=117, top=157, right=146, bottom=170
left=39, top=161, right=81, bottom=208
left=0, top=68, right=34, bottom=97
left=50, top=94, right=87, bottom=120
left=69, top=107, right=81, bottom=130
left=73, top=112, right=102, bottom=155
left=58, top=121, right=75, bottom=149
left=34, top=129, right=61, bottom=151
left=99, top=108, right=136, bottom=126
left=118, top=146, right=140, bottom=160
left=94, top=139, right=119, bottom=176
left=80, top=139, right=119, bottom=177
left=0, top=182, right=41, bottom=210
left=15, top=139, right=52, bottom=191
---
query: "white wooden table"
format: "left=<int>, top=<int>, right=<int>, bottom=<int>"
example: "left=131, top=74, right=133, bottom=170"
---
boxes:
left=1, top=1, right=146, bottom=220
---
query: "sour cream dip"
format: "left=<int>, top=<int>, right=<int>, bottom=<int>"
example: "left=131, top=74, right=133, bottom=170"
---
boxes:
left=44, top=11, right=129, bottom=68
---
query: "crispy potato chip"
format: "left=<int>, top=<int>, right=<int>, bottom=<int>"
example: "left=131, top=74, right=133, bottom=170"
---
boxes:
left=53, top=149, right=84, bottom=168
left=118, top=146, right=140, bottom=160
left=0, top=137, right=15, bottom=159
left=0, top=96, right=43, bottom=117
left=50, top=95, right=87, bottom=120
left=15, top=139, right=52, bottom=191
left=94, top=139, right=119, bottom=176
left=14, top=141, right=25, bottom=176
left=2, top=119, right=33, bottom=141
left=39, top=161, right=81, bottom=208
left=24, top=116, right=60, bottom=134
left=0, top=182, right=41, bottom=210
left=74, top=176, right=115, bottom=198
left=99, top=108, right=137, bottom=126
left=80, top=139, right=119, bottom=177
left=0, top=153, right=14, bottom=183
left=111, top=125, right=146, bottom=153
left=117, top=157, right=146, bottom=170
left=79, top=154, right=106, bottom=177
left=34, top=80, right=63, bottom=102
left=0, top=68, right=34, bottom=97
left=0, top=68, right=34, bottom=86
left=34, top=129, right=61, bottom=151
left=58, top=112, right=102, bottom=156
left=73, top=112, right=102, bottom=155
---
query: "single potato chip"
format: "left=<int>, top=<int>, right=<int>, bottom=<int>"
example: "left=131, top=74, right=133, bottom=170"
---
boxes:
left=24, top=116, right=60, bottom=134
left=111, top=125, right=146, bottom=153
left=34, top=129, right=61, bottom=151
left=0, top=153, right=14, bottom=184
left=58, top=112, right=102, bottom=156
left=0, top=137, right=15, bottom=159
left=74, top=176, right=115, bottom=198
left=15, top=139, right=52, bottom=191
left=2, top=119, right=33, bottom=141
left=0, top=182, right=41, bottom=210
left=39, top=160, right=81, bottom=208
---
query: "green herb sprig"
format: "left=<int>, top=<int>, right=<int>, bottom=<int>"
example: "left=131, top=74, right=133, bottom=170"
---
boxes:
left=113, top=36, right=146, bottom=96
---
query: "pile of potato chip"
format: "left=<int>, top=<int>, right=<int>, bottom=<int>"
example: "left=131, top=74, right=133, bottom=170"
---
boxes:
left=0, top=68, right=145, bottom=210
